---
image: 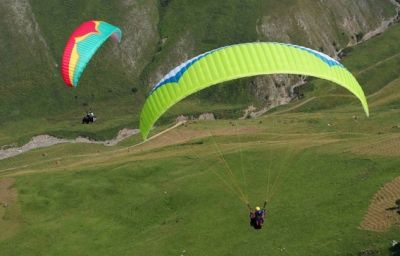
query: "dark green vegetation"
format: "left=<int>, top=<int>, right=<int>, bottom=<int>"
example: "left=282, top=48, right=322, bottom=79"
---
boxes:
left=285, top=23, right=400, bottom=117
left=0, top=0, right=265, bottom=145
left=1, top=22, right=400, bottom=255
left=0, top=0, right=396, bottom=145
left=1, top=1, right=400, bottom=255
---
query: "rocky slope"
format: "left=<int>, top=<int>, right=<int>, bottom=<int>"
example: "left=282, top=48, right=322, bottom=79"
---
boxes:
left=0, top=0, right=398, bottom=142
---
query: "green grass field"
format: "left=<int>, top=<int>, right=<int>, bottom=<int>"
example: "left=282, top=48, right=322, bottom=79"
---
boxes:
left=1, top=112, right=400, bottom=255
left=1, top=10, right=400, bottom=256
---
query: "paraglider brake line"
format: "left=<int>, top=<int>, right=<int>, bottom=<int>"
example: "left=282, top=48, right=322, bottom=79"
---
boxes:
left=126, top=121, right=187, bottom=149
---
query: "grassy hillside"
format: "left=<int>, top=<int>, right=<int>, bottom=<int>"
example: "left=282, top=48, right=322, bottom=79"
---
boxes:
left=1, top=22, right=400, bottom=255
left=1, top=112, right=400, bottom=255
left=284, top=22, right=400, bottom=116
left=0, top=0, right=397, bottom=146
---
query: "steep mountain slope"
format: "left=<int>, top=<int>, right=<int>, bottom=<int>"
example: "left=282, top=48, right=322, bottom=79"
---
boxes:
left=0, top=0, right=398, bottom=145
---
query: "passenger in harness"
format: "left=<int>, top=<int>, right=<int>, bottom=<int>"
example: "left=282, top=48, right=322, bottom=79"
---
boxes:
left=248, top=201, right=267, bottom=230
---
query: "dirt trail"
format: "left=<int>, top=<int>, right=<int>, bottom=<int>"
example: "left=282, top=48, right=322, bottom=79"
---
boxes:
left=357, top=52, right=400, bottom=77
left=128, top=121, right=264, bottom=153
left=0, top=177, right=19, bottom=240
left=360, top=177, right=400, bottom=232
left=0, top=128, right=140, bottom=161
left=0, top=178, right=16, bottom=209
left=352, top=136, right=400, bottom=156
left=1, top=126, right=339, bottom=178
left=0, top=121, right=273, bottom=177
left=270, top=97, right=317, bottom=115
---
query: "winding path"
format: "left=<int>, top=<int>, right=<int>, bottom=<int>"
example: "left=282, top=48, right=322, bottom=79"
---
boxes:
left=0, top=128, right=140, bottom=161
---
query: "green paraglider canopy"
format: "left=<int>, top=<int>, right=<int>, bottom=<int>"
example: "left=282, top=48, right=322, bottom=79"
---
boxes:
left=140, top=42, right=369, bottom=139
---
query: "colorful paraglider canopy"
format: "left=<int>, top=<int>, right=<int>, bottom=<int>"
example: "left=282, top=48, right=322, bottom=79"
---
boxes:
left=61, top=20, right=122, bottom=87
left=139, top=42, right=369, bottom=139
